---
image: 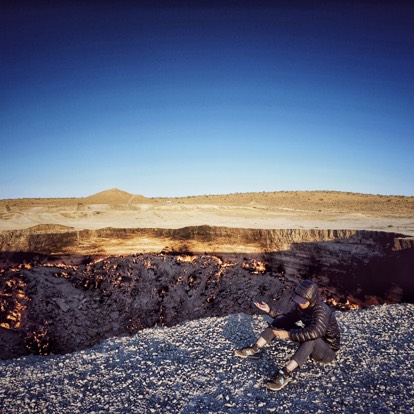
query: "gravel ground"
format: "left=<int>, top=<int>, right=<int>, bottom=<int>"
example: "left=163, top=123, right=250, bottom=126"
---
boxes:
left=1, top=304, right=413, bottom=414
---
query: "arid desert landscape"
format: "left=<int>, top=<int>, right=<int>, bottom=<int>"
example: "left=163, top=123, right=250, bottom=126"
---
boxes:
left=1, top=189, right=414, bottom=413
left=1, top=188, right=413, bottom=254
left=1, top=188, right=413, bottom=234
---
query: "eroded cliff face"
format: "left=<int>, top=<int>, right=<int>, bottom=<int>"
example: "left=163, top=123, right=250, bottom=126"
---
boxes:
left=0, top=225, right=413, bottom=359
left=1, top=224, right=411, bottom=255
left=1, top=225, right=413, bottom=301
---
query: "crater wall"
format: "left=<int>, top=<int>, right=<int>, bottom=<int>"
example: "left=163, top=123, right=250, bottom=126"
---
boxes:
left=0, top=225, right=413, bottom=359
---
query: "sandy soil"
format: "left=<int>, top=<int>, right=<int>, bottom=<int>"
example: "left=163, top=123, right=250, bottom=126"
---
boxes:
left=1, top=188, right=413, bottom=236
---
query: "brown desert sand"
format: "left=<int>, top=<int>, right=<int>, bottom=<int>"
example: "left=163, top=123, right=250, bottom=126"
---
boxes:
left=0, top=188, right=413, bottom=236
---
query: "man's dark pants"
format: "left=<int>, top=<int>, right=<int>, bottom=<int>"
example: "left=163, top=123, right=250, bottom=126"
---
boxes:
left=260, top=315, right=337, bottom=367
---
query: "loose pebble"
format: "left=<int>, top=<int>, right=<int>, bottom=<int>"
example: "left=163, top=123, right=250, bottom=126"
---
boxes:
left=0, top=304, right=413, bottom=413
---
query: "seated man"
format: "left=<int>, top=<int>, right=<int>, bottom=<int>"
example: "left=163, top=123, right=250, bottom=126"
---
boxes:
left=235, top=279, right=341, bottom=391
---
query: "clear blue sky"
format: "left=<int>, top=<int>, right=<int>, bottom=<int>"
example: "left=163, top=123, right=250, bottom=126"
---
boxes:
left=1, top=1, right=413, bottom=198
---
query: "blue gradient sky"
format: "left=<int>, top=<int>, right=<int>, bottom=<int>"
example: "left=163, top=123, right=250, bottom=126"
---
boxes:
left=1, top=1, right=413, bottom=198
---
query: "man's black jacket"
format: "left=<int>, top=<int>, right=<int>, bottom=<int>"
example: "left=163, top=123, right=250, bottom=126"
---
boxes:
left=272, top=280, right=341, bottom=351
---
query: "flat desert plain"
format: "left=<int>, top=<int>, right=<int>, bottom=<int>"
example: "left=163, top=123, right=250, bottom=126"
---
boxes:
left=1, top=189, right=413, bottom=236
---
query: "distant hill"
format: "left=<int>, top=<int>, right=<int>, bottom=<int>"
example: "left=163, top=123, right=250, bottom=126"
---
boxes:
left=82, top=188, right=147, bottom=204
left=0, top=190, right=412, bottom=218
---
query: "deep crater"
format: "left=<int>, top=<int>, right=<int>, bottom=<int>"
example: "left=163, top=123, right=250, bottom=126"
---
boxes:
left=0, top=225, right=413, bottom=359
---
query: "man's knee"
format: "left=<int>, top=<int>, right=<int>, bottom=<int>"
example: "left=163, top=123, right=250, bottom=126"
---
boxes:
left=310, top=339, right=336, bottom=364
left=292, top=338, right=334, bottom=367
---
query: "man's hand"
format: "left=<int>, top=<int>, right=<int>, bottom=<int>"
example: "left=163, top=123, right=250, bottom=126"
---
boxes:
left=254, top=301, right=270, bottom=313
left=272, top=329, right=290, bottom=340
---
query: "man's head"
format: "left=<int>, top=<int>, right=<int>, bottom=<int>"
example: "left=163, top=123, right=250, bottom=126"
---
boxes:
left=293, top=293, right=310, bottom=309
left=293, top=279, right=320, bottom=308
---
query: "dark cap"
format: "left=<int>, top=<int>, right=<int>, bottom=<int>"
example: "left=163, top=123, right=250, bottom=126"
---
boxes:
left=293, top=294, right=309, bottom=305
